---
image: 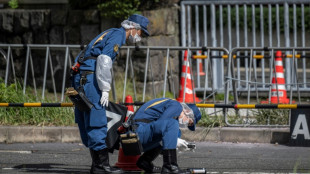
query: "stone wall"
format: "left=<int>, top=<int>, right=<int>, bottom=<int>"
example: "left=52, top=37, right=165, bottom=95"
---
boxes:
left=0, top=3, right=181, bottom=96
left=0, top=9, right=104, bottom=44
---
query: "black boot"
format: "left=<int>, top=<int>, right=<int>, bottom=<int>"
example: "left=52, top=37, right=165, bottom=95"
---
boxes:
left=90, top=148, right=123, bottom=174
left=161, top=149, right=188, bottom=174
left=136, top=146, right=162, bottom=173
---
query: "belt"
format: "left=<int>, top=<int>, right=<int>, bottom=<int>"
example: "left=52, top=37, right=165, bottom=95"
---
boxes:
left=80, top=71, right=94, bottom=85
left=134, top=119, right=153, bottom=123
left=80, top=71, right=94, bottom=75
left=83, top=56, right=97, bottom=61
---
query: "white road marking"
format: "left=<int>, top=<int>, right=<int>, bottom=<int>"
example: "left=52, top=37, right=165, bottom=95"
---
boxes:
left=2, top=167, right=67, bottom=171
left=0, top=150, right=32, bottom=154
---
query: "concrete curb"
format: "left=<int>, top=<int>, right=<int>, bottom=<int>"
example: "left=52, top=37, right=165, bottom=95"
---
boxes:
left=0, top=126, right=290, bottom=144
left=0, top=126, right=81, bottom=143
left=181, top=127, right=290, bottom=144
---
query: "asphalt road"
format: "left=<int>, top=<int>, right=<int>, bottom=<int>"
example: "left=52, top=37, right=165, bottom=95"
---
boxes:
left=0, top=142, right=309, bottom=174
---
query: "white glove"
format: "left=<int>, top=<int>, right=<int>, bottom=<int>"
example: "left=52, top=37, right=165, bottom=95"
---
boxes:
left=100, top=91, right=109, bottom=107
left=177, top=138, right=190, bottom=152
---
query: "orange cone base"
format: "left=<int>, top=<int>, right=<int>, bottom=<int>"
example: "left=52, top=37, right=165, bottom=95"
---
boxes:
left=270, top=97, right=295, bottom=104
left=115, top=148, right=142, bottom=171
left=261, top=98, right=295, bottom=104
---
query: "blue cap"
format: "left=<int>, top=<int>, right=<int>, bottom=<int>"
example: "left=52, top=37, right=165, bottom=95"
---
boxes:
left=128, top=14, right=150, bottom=36
left=187, top=104, right=201, bottom=131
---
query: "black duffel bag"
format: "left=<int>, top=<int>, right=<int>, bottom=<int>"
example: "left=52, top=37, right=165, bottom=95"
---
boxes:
left=66, top=87, right=93, bottom=111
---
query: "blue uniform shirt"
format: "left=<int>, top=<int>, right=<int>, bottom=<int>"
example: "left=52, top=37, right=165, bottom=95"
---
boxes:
left=72, top=27, right=126, bottom=110
left=134, top=98, right=183, bottom=122
left=77, top=27, right=127, bottom=71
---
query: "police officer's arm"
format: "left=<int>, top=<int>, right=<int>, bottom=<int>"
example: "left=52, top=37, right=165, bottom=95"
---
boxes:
left=96, top=55, right=112, bottom=92
left=95, top=30, right=123, bottom=92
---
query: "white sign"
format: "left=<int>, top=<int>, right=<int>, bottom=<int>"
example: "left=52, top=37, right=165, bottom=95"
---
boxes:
left=291, top=114, right=310, bottom=140
left=106, top=110, right=122, bottom=131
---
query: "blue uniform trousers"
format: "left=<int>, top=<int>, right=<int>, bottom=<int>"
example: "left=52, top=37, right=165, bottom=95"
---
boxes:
left=73, top=73, right=108, bottom=151
left=75, top=107, right=108, bottom=151
left=136, top=118, right=179, bottom=152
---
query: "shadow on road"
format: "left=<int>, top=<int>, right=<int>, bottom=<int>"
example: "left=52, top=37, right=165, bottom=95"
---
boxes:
left=13, top=163, right=90, bottom=173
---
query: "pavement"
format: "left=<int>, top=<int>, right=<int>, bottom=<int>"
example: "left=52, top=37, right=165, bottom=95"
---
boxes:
left=0, top=126, right=291, bottom=145
left=2, top=126, right=310, bottom=173
left=1, top=142, right=310, bottom=173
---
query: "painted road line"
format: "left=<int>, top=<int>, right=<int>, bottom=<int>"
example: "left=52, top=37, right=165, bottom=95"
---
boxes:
left=0, top=150, right=32, bottom=154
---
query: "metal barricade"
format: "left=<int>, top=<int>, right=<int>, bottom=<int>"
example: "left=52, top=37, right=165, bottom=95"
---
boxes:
left=188, top=47, right=230, bottom=101
left=118, top=46, right=229, bottom=105
left=224, top=47, right=310, bottom=127
left=0, top=44, right=80, bottom=102
left=0, top=44, right=230, bottom=105
left=180, top=0, right=310, bottom=94
left=187, top=47, right=230, bottom=117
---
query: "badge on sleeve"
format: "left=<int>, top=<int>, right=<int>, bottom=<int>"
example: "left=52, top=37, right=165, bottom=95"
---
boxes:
left=114, top=44, right=119, bottom=52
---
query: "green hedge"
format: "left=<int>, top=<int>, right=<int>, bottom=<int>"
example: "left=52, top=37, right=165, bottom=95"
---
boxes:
left=0, top=79, right=75, bottom=126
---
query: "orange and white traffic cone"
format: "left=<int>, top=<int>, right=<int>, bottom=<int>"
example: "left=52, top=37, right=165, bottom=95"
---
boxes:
left=176, top=50, right=201, bottom=103
left=196, top=51, right=205, bottom=76
left=115, top=95, right=141, bottom=171
left=262, top=51, right=293, bottom=104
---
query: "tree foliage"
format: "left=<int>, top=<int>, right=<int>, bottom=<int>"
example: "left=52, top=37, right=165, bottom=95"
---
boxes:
left=97, top=0, right=141, bottom=19
left=68, top=0, right=166, bottom=19
left=8, top=0, right=18, bottom=9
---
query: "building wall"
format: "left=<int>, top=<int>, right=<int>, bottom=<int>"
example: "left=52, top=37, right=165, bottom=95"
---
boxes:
left=0, top=2, right=181, bottom=96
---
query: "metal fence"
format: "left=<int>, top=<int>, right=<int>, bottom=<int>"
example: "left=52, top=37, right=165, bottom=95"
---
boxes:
left=0, top=44, right=230, bottom=105
left=0, top=44, right=78, bottom=102
left=223, top=47, right=310, bottom=127
left=3, top=44, right=310, bottom=127
left=180, top=0, right=310, bottom=94
left=225, top=47, right=310, bottom=102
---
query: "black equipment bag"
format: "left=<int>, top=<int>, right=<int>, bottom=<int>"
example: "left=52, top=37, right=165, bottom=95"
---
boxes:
left=120, top=132, right=143, bottom=156
left=118, top=107, right=144, bottom=156
left=66, top=87, right=93, bottom=112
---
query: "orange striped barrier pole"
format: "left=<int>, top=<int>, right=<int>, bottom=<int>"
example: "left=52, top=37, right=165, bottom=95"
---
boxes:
left=0, top=103, right=74, bottom=107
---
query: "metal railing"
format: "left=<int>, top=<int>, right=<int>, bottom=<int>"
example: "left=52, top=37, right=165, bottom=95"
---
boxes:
left=0, top=44, right=230, bottom=105
left=224, top=47, right=310, bottom=127
left=225, top=47, right=310, bottom=104
left=181, top=0, right=310, bottom=93
left=111, top=46, right=229, bottom=104
left=0, top=44, right=80, bottom=102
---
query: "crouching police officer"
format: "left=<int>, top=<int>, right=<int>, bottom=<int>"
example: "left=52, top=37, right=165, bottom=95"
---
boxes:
left=132, top=98, right=202, bottom=174
left=71, top=14, right=149, bottom=174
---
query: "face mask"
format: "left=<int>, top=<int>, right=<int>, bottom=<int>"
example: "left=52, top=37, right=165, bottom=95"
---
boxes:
left=128, top=30, right=141, bottom=44
left=180, top=103, right=195, bottom=123
left=178, top=114, right=189, bottom=127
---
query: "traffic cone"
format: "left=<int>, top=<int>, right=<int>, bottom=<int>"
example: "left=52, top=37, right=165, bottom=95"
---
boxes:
left=115, top=95, right=141, bottom=171
left=176, top=50, right=201, bottom=103
left=124, top=95, right=134, bottom=119
left=196, top=51, right=205, bottom=76
left=262, top=51, right=293, bottom=104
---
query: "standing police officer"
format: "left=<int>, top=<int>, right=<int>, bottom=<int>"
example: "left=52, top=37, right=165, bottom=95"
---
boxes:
left=132, top=98, right=202, bottom=174
left=72, top=14, right=149, bottom=174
